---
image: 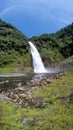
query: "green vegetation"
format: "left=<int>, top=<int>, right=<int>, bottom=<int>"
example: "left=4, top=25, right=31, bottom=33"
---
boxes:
left=0, top=19, right=73, bottom=73
left=0, top=19, right=73, bottom=130
left=30, top=34, right=63, bottom=63
left=33, top=72, right=73, bottom=102
left=0, top=72, right=73, bottom=130
left=61, top=55, right=73, bottom=64
left=30, top=23, right=73, bottom=64
left=0, top=19, right=31, bottom=73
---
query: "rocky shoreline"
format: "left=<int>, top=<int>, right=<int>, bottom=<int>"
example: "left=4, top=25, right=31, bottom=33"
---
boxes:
left=0, top=72, right=67, bottom=108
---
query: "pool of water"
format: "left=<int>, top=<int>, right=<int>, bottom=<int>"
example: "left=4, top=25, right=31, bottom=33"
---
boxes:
left=0, top=72, right=54, bottom=90
left=0, top=64, right=73, bottom=91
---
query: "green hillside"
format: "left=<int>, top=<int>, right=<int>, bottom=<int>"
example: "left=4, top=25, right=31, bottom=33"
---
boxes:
left=55, top=23, right=73, bottom=58
left=0, top=19, right=31, bottom=73
left=30, top=23, right=73, bottom=64
left=0, top=19, right=73, bottom=73
left=30, top=34, right=63, bottom=64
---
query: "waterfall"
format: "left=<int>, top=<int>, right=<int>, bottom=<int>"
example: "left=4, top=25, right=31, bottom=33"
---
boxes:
left=28, top=41, right=47, bottom=73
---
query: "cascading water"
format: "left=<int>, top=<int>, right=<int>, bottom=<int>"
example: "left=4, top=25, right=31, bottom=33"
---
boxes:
left=28, top=41, right=47, bottom=73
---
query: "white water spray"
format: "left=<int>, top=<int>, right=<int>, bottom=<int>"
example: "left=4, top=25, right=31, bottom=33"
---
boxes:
left=28, top=41, right=47, bottom=73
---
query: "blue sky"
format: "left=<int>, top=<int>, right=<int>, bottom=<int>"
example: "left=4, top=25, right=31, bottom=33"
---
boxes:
left=0, top=0, right=73, bottom=38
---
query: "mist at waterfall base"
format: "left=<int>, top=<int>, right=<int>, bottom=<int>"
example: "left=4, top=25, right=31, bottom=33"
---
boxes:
left=28, top=41, right=58, bottom=74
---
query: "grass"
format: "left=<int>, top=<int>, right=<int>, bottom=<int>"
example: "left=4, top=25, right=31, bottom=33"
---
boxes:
left=33, top=72, right=73, bottom=102
left=0, top=54, right=32, bottom=74
left=0, top=66, right=14, bottom=73
left=0, top=65, right=32, bottom=74
left=0, top=71, right=73, bottom=130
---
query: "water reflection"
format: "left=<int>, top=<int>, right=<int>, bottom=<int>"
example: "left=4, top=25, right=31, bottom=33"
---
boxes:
left=0, top=73, right=51, bottom=90
left=0, top=74, right=32, bottom=90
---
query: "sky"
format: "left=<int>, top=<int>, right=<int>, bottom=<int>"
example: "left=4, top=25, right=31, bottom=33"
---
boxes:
left=0, top=0, right=73, bottom=38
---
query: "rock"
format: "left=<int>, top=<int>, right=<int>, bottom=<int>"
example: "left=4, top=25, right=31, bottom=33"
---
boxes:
left=26, top=91, right=32, bottom=98
left=46, top=78, right=52, bottom=83
left=68, top=92, right=73, bottom=100
left=22, top=118, right=28, bottom=125
left=17, top=82, right=22, bottom=87
left=0, top=89, right=2, bottom=93
left=10, top=92, right=14, bottom=95
left=19, top=93, right=26, bottom=98
left=14, top=94, right=19, bottom=99
left=15, top=87, right=24, bottom=91
left=35, top=102, right=47, bottom=108
left=13, top=99, right=17, bottom=103
left=26, top=82, right=30, bottom=86
left=23, top=103, right=29, bottom=108
left=19, top=100, right=23, bottom=105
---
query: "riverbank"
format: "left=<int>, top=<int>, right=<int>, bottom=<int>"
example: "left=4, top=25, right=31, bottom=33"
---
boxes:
left=0, top=71, right=73, bottom=107
left=0, top=71, right=73, bottom=130
left=0, top=73, right=64, bottom=107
